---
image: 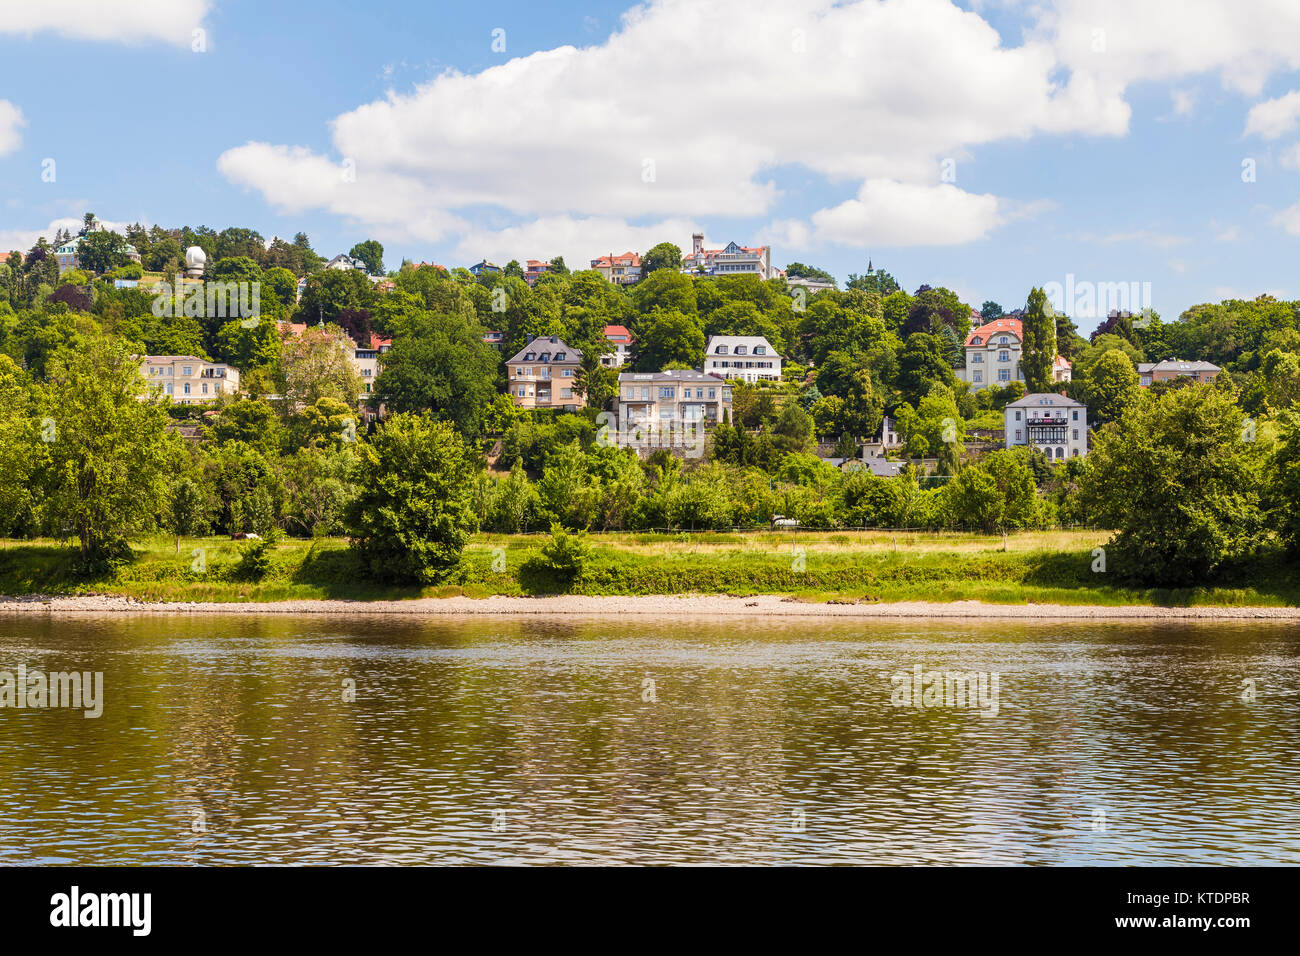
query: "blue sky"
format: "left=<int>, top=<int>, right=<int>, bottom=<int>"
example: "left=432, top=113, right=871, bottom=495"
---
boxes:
left=3, top=0, right=1300, bottom=334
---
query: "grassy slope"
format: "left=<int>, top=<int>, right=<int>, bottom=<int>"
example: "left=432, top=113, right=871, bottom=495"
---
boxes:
left=0, top=531, right=1296, bottom=607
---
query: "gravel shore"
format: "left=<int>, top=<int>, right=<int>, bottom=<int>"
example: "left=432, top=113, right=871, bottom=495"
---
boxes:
left=2, top=593, right=1299, bottom=620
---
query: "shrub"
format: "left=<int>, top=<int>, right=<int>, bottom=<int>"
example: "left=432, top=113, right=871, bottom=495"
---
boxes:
left=535, top=523, right=591, bottom=581
left=233, top=538, right=273, bottom=582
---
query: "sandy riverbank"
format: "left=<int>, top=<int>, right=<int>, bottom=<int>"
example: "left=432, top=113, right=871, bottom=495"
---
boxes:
left=2, top=593, right=1300, bottom=620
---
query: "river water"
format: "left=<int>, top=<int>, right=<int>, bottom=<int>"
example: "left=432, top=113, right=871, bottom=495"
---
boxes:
left=0, top=614, right=1296, bottom=865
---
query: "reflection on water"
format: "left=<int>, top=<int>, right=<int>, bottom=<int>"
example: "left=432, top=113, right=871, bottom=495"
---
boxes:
left=0, top=614, right=1297, bottom=865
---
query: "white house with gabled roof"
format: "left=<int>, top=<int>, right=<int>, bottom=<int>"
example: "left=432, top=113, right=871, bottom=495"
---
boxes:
left=1005, top=392, right=1088, bottom=460
left=703, top=334, right=781, bottom=382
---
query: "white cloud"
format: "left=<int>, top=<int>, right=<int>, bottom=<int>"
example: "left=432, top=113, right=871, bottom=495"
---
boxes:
left=1214, top=224, right=1243, bottom=242
left=0, top=100, right=24, bottom=156
left=1280, top=143, right=1300, bottom=170
left=1036, top=0, right=1300, bottom=99
left=0, top=0, right=210, bottom=47
left=1273, top=202, right=1300, bottom=235
left=1244, top=90, right=1300, bottom=138
left=1074, top=230, right=1189, bottom=248
left=219, top=0, right=1120, bottom=259
left=812, top=180, right=1004, bottom=247
left=216, top=0, right=1300, bottom=262
left=451, top=215, right=699, bottom=270
left=1168, top=89, right=1196, bottom=119
left=0, top=215, right=138, bottom=255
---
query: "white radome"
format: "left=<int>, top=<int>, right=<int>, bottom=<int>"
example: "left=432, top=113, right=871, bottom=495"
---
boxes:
left=185, top=245, right=207, bottom=277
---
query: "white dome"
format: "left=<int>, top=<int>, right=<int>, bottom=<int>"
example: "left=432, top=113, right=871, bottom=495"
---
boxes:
left=185, top=246, right=207, bottom=269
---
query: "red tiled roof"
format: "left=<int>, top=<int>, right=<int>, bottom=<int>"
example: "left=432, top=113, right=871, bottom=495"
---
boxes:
left=964, top=317, right=1023, bottom=347
left=591, top=251, right=641, bottom=268
left=603, top=324, right=633, bottom=341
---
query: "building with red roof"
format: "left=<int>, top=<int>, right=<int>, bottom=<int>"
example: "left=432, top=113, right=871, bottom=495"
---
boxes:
left=590, top=251, right=641, bottom=285
left=602, top=324, right=634, bottom=367
left=960, top=317, right=1071, bottom=390
left=681, top=233, right=774, bottom=280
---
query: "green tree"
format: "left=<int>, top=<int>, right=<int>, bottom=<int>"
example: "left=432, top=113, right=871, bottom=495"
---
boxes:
left=169, top=475, right=210, bottom=552
left=1271, top=411, right=1300, bottom=555
left=1020, top=287, right=1057, bottom=393
left=349, top=240, right=385, bottom=276
left=45, top=337, right=175, bottom=565
left=373, top=294, right=499, bottom=438
left=640, top=242, right=683, bottom=277
left=346, top=414, right=478, bottom=584
left=1075, top=386, right=1265, bottom=584
left=633, top=309, right=704, bottom=371
left=76, top=229, right=131, bottom=275
left=1084, top=349, right=1141, bottom=425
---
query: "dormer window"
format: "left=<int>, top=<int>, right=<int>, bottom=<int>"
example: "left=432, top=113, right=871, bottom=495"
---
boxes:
left=971, top=336, right=982, bottom=345
left=1000, top=336, right=1009, bottom=344
left=525, top=352, right=535, bottom=361
left=736, top=345, right=747, bottom=355
left=716, top=345, right=728, bottom=355
left=754, top=346, right=765, bottom=355
left=554, top=352, right=566, bottom=361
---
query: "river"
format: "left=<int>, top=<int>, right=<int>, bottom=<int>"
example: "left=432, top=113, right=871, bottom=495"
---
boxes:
left=0, top=614, right=1296, bottom=865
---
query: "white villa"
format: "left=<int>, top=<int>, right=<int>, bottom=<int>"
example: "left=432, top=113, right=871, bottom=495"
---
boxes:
left=682, top=233, right=775, bottom=280
left=959, top=317, right=1071, bottom=391
left=141, top=355, right=240, bottom=404
left=1004, top=393, right=1088, bottom=460
left=703, top=335, right=782, bottom=382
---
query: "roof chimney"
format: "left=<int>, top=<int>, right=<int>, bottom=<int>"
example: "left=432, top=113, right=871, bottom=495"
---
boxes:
left=525, top=334, right=534, bottom=344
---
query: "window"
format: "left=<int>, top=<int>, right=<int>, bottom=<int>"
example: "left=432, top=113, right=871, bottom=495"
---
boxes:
left=754, top=346, right=765, bottom=355
left=999, top=336, right=1009, bottom=345
left=735, top=345, right=747, bottom=355
left=971, top=336, right=983, bottom=345
left=201, top=383, right=208, bottom=394
left=999, top=351, right=1010, bottom=362
left=1072, top=411, right=1079, bottom=421
left=972, top=353, right=982, bottom=363
left=1072, top=429, right=1079, bottom=440
left=554, top=352, right=566, bottom=361
left=708, top=388, right=716, bottom=399
left=641, top=387, right=649, bottom=400
left=182, top=366, right=192, bottom=376
left=998, top=369, right=1010, bottom=382
left=165, top=384, right=173, bottom=394
left=716, top=345, right=728, bottom=355
left=517, top=387, right=525, bottom=397
left=562, top=368, right=573, bottom=377
left=973, top=371, right=982, bottom=383
left=1014, top=411, right=1021, bottom=420
left=1015, top=429, right=1021, bottom=440
left=562, top=388, right=573, bottom=398
left=524, top=353, right=535, bottom=361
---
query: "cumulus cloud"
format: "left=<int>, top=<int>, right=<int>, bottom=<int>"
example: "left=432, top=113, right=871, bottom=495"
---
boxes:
left=219, top=0, right=1115, bottom=258
left=1244, top=90, right=1300, bottom=139
left=1273, top=203, right=1300, bottom=236
left=216, top=0, right=1300, bottom=261
left=1036, top=0, right=1300, bottom=98
left=0, top=0, right=210, bottom=47
left=812, top=180, right=1004, bottom=247
left=0, top=100, right=24, bottom=156
left=0, top=215, right=138, bottom=256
